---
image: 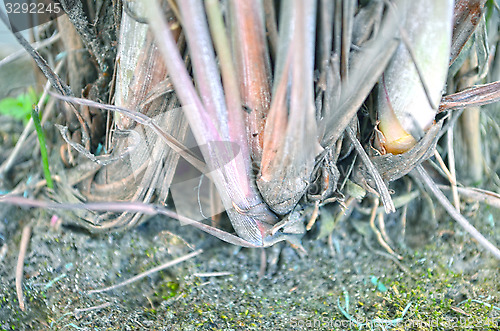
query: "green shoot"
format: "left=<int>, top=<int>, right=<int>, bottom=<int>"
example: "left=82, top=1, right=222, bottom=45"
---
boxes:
left=377, top=1, right=453, bottom=154
left=31, top=105, right=53, bottom=189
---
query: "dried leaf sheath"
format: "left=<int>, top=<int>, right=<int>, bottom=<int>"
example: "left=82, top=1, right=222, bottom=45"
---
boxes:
left=229, top=0, right=272, bottom=163
left=450, top=0, right=486, bottom=66
left=439, top=81, right=500, bottom=111
left=81, top=26, right=188, bottom=229
left=258, top=0, right=318, bottom=215
left=115, top=0, right=149, bottom=129
left=320, top=2, right=400, bottom=148
left=51, top=0, right=186, bottom=231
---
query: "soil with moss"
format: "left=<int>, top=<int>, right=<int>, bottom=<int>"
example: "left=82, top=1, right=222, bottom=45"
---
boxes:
left=0, top=185, right=499, bottom=330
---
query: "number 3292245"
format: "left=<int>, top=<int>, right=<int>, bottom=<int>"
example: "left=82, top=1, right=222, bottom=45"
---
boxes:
left=5, top=1, right=61, bottom=14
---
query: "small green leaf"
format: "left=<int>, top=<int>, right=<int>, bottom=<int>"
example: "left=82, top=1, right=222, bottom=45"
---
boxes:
left=0, top=88, right=47, bottom=124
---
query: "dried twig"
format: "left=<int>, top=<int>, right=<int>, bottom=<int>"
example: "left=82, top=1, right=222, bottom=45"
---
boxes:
left=74, top=302, right=112, bottom=318
left=16, top=225, right=31, bottom=312
left=377, top=212, right=391, bottom=247
left=369, top=198, right=402, bottom=259
left=0, top=32, right=60, bottom=68
left=0, top=10, right=71, bottom=97
left=415, top=165, right=500, bottom=260
left=306, top=201, right=320, bottom=231
left=437, top=185, right=500, bottom=209
left=446, top=128, right=461, bottom=212
left=345, top=126, right=395, bottom=213
left=361, top=227, right=413, bottom=277
left=192, top=271, right=232, bottom=278
left=0, top=195, right=259, bottom=247
left=49, top=92, right=208, bottom=174
left=434, top=149, right=460, bottom=211
left=400, top=180, right=412, bottom=243
left=0, top=9, right=91, bottom=148
left=87, top=249, right=203, bottom=294
left=439, top=81, right=500, bottom=111
left=354, top=190, right=419, bottom=215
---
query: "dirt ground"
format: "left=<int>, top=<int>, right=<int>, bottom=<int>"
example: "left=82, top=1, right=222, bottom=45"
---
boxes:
left=0, top=173, right=499, bottom=330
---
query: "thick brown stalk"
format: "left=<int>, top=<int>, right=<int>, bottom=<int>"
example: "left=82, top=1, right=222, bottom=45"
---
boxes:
left=258, top=0, right=318, bottom=215
left=259, top=2, right=294, bottom=174
left=144, top=0, right=295, bottom=246
left=176, top=0, right=229, bottom=139
left=260, top=57, right=290, bottom=176
left=229, top=0, right=272, bottom=163
left=205, top=0, right=250, bottom=168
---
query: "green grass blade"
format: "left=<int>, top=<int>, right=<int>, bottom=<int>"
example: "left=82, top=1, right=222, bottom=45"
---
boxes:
left=31, top=106, right=53, bottom=189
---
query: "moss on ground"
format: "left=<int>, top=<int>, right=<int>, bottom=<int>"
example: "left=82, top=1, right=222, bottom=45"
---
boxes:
left=0, top=199, right=498, bottom=330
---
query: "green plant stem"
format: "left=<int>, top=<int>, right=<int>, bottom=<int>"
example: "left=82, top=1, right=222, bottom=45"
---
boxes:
left=31, top=106, right=53, bottom=189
